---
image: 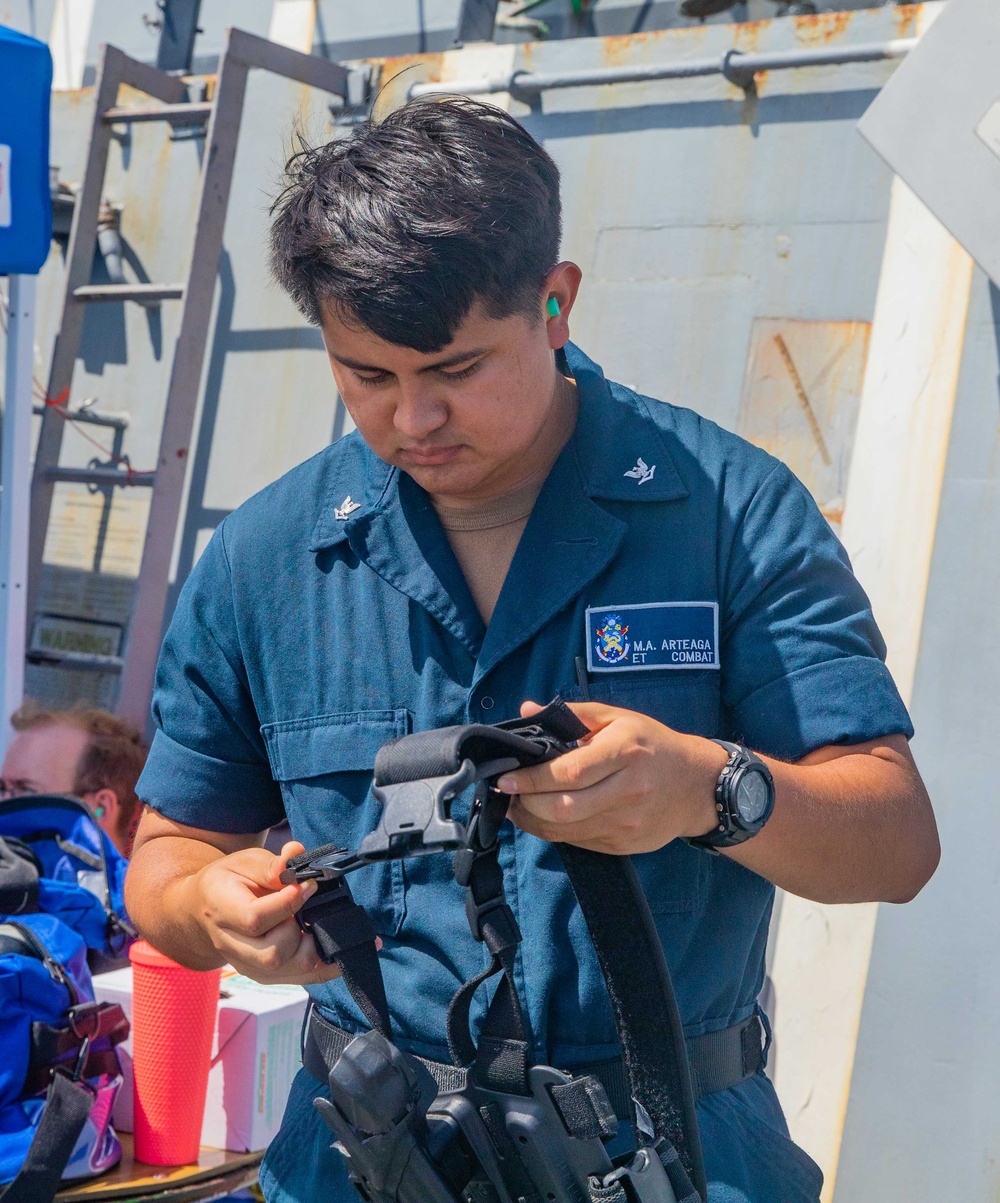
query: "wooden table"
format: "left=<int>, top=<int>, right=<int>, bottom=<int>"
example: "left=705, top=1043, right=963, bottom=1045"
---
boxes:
left=55, top=1136, right=263, bottom=1203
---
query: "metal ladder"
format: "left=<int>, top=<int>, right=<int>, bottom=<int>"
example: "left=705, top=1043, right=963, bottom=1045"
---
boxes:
left=27, top=29, right=362, bottom=730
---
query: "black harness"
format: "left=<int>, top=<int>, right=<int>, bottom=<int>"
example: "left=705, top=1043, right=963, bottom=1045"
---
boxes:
left=283, top=699, right=755, bottom=1203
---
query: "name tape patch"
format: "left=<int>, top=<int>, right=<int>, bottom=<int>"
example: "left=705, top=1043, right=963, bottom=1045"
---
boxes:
left=586, top=602, right=719, bottom=672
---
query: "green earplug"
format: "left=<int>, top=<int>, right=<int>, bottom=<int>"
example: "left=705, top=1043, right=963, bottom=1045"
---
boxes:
left=546, top=297, right=561, bottom=318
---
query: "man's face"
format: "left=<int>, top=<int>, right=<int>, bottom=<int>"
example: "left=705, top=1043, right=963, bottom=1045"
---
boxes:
left=1, top=724, right=89, bottom=798
left=319, top=270, right=580, bottom=505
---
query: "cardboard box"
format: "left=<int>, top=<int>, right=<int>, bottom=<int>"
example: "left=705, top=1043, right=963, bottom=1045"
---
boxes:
left=93, top=966, right=308, bottom=1152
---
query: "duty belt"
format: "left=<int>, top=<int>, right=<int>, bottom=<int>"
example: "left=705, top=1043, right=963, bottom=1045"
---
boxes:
left=302, top=1004, right=767, bottom=1112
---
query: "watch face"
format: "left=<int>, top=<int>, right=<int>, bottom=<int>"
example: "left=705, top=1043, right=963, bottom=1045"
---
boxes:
left=736, top=770, right=771, bottom=825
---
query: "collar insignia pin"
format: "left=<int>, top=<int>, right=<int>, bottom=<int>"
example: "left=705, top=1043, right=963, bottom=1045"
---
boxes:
left=624, top=457, right=656, bottom=486
left=334, top=495, right=361, bottom=521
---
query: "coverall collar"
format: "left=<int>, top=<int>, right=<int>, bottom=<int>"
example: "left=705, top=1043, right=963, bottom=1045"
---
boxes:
left=307, top=343, right=689, bottom=668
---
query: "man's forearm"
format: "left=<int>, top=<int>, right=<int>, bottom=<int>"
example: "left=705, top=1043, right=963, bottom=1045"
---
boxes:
left=126, top=835, right=232, bottom=969
left=725, top=736, right=940, bottom=905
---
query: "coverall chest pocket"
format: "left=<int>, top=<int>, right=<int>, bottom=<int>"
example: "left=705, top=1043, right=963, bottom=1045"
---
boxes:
left=261, top=710, right=411, bottom=937
left=572, top=672, right=721, bottom=914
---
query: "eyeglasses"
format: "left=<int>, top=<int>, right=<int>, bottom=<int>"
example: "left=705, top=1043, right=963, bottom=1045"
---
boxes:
left=0, top=779, right=37, bottom=800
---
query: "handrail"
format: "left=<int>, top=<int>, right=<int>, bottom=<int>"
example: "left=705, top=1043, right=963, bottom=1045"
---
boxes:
left=409, top=36, right=918, bottom=97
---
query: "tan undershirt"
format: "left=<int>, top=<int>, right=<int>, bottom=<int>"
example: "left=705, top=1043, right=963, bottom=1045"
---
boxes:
left=433, top=476, right=546, bottom=624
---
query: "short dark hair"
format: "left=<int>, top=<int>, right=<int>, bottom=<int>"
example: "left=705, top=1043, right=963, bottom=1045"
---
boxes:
left=269, top=97, right=562, bottom=352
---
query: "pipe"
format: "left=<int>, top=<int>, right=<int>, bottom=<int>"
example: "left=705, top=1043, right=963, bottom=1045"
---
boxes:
left=409, top=37, right=918, bottom=98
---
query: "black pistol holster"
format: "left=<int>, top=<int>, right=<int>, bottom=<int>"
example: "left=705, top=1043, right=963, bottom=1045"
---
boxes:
left=281, top=699, right=708, bottom=1203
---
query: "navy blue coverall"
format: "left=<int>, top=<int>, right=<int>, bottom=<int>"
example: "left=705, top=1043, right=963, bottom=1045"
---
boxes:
left=137, top=343, right=912, bottom=1202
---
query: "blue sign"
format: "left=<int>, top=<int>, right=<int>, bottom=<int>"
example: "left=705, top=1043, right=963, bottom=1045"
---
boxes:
left=586, top=602, right=720, bottom=672
left=0, top=25, right=52, bottom=274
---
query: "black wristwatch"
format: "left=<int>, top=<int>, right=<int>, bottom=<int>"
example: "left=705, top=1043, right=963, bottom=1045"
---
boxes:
left=688, top=740, right=775, bottom=852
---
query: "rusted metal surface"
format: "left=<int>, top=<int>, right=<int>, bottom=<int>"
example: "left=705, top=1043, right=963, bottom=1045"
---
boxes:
left=739, top=319, right=870, bottom=529
left=15, top=4, right=912, bottom=714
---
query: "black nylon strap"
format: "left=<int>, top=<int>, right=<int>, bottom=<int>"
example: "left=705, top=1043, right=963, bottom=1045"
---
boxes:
left=556, top=845, right=707, bottom=1199
left=0, top=1072, right=93, bottom=1203
left=304, top=1011, right=760, bottom=1107
left=685, top=1014, right=764, bottom=1099
left=447, top=849, right=530, bottom=1093
left=298, top=881, right=391, bottom=1038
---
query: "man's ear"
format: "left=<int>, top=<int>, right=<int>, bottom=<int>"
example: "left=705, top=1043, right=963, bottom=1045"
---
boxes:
left=83, top=787, right=119, bottom=831
left=541, top=261, right=583, bottom=351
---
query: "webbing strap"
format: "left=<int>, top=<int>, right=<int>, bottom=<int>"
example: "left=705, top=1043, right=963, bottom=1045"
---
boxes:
left=298, top=879, right=391, bottom=1038
left=556, top=846, right=707, bottom=1198
left=446, top=847, right=530, bottom=1092
left=0, top=1072, right=93, bottom=1203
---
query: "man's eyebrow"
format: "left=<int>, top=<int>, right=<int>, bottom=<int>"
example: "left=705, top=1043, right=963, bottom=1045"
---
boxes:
left=331, top=348, right=489, bottom=374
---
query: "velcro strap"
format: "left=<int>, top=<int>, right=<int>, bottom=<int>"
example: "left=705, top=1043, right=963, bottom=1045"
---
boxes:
left=549, top=1076, right=618, bottom=1141
left=374, top=698, right=588, bottom=785
left=471, top=1036, right=530, bottom=1095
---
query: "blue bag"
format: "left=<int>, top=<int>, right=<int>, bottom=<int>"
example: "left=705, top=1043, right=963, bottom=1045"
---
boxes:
left=0, top=24, right=53, bottom=274
left=0, top=795, right=135, bottom=957
left=0, top=797, right=134, bottom=1199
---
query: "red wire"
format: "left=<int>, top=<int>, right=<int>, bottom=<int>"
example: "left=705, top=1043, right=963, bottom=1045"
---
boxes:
left=42, top=389, right=155, bottom=486
left=4, top=289, right=155, bottom=485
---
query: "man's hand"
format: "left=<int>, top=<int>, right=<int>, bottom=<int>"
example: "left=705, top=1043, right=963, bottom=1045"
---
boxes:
left=126, top=811, right=344, bottom=986
left=500, top=699, right=940, bottom=905
left=191, top=840, right=342, bottom=985
left=500, top=701, right=722, bottom=854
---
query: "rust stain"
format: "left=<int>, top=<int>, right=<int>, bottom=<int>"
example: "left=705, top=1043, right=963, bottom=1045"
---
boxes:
left=732, top=20, right=769, bottom=53
left=893, top=5, right=920, bottom=39
left=774, top=333, right=832, bottom=465
left=597, top=28, right=670, bottom=67
left=792, top=10, right=854, bottom=45
left=375, top=53, right=446, bottom=116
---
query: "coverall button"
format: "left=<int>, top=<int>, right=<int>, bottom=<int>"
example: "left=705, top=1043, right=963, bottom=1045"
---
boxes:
left=479, top=696, right=495, bottom=710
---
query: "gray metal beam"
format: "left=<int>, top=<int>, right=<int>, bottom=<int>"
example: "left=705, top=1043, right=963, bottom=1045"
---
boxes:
left=455, top=0, right=500, bottom=45
left=41, top=467, right=156, bottom=487
left=102, top=102, right=214, bottom=125
left=227, top=26, right=350, bottom=96
left=27, top=49, right=124, bottom=622
left=73, top=283, right=185, bottom=302
left=115, top=25, right=353, bottom=727
left=155, top=0, right=203, bottom=74
left=115, top=38, right=251, bottom=729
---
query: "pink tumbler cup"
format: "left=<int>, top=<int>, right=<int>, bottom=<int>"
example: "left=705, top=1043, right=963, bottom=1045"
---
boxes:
left=129, top=940, right=220, bottom=1165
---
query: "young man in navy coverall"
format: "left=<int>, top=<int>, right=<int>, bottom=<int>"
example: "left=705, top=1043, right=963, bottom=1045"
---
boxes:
left=125, top=99, right=939, bottom=1203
